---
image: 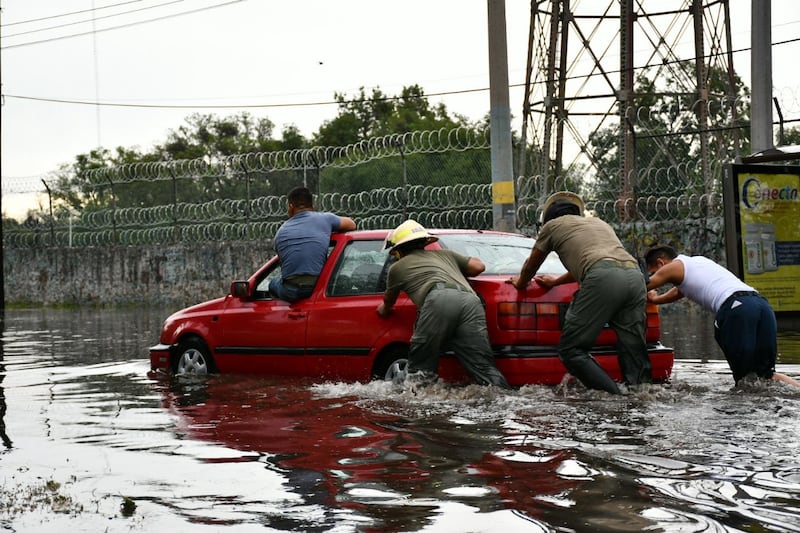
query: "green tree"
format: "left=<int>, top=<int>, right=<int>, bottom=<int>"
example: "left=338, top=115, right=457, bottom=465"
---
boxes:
left=153, top=112, right=283, bottom=160
left=313, top=85, right=467, bottom=147
left=386, top=85, right=461, bottom=133
left=49, top=112, right=309, bottom=210
left=781, top=126, right=800, bottom=147
left=313, top=85, right=485, bottom=193
left=314, top=87, right=390, bottom=146
left=49, top=146, right=162, bottom=212
left=43, top=86, right=487, bottom=210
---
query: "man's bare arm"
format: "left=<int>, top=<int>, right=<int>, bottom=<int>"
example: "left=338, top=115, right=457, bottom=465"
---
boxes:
left=535, top=271, right=575, bottom=288
left=647, top=287, right=684, bottom=305
left=337, top=217, right=357, bottom=232
left=376, top=288, right=401, bottom=317
left=509, top=247, right=547, bottom=290
left=465, top=257, right=486, bottom=277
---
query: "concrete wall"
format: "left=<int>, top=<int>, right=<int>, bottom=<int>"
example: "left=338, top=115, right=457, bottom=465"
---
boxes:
left=5, top=241, right=798, bottom=331
left=3, top=242, right=275, bottom=307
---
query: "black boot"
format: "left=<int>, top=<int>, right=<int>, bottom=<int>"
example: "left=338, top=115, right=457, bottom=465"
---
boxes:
left=560, top=351, right=621, bottom=394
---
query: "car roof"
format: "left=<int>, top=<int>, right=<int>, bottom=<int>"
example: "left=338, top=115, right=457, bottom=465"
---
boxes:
left=341, top=228, right=528, bottom=240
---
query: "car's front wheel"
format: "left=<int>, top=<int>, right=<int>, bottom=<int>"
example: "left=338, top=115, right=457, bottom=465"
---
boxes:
left=174, top=338, right=215, bottom=375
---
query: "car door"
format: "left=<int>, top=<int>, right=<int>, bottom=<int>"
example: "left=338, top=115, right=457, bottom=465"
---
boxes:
left=305, top=238, right=416, bottom=381
left=214, top=261, right=311, bottom=376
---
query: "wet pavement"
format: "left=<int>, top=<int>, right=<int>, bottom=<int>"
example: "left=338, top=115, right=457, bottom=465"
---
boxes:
left=1, top=306, right=799, bottom=532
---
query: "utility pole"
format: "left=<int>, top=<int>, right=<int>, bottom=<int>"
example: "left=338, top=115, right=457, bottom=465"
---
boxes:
left=692, top=0, right=711, bottom=195
left=619, top=0, right=635, bottom=221
left=487, top=0, right=517, bottom=232
left=750, top=0, right=773, bottom=151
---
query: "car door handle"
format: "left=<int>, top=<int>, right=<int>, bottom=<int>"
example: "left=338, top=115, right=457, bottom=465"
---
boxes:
left=288, top=311, right=306, bottom=319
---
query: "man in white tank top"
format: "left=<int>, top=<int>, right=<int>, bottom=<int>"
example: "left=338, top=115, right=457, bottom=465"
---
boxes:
left=644, top=245, right=799, bottom=388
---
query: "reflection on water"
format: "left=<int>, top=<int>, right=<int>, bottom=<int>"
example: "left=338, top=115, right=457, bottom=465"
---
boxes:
left=0, top=307, right=798, bottom=531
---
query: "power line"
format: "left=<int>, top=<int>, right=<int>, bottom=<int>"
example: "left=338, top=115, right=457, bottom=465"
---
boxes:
left=2, top=0, right=185, bottom=39
left=0, top=0, right=145, bottom=27
left=2, top=93, right=342, bottom=109
left=0, top=0, right=246, bottom=50
left=4, top=38, right=798, bottom=111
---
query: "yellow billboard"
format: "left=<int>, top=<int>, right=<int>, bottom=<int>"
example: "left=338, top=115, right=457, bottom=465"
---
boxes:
left=726, top=165, right=800, bottom=313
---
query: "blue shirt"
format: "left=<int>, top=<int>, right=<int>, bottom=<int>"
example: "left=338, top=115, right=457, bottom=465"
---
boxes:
left=274, top=210, right=341, bottom=278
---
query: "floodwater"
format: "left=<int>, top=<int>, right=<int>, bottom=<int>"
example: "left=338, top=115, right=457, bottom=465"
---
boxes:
left=1, top=306, right=799, bottom=532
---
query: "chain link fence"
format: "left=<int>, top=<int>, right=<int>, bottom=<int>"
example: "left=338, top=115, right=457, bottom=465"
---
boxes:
left=3, top=124, right=732, bottom=261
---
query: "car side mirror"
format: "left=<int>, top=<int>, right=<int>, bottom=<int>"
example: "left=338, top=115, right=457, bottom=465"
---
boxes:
left=231, top=281, right=250, bottom=299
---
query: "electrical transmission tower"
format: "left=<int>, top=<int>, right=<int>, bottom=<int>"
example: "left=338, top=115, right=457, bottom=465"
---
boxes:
left=519, top=0, right=743, bottom=219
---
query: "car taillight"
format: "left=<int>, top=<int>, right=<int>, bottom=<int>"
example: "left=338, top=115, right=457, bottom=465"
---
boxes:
left=646, top=301, right=661, bottom=331
left=497, top=302, right=561, bottom=330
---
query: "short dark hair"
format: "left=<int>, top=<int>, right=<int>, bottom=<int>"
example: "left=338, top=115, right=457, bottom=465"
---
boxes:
left=288, top=187, right=313, bottom=209
left=395, top=238, right=428, bottom=256
left=543, top=201, right=581, bottom=223
left=644, top=244, right=678, bottom=266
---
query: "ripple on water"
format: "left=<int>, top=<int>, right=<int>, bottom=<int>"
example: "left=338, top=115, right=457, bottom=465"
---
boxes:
left=2, top=307, right=800, bottom=531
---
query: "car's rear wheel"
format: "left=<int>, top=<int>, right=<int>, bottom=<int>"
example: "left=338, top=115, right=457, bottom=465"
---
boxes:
left=384, top=358, right=409, bottom=383
left=174, top=337, right=215, bottom=375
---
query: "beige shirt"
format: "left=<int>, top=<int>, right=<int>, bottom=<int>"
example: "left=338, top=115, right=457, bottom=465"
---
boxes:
left=386, top=249, right=472, bottom=307
left=534, top=215, right=635, bottom=280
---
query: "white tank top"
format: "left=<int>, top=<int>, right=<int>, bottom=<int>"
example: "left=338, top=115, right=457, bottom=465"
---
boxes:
left=676, top=254, right=755, bottom=313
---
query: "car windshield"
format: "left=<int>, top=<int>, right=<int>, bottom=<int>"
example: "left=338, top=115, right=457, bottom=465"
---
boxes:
left=435, top=233, right=567, bottom=276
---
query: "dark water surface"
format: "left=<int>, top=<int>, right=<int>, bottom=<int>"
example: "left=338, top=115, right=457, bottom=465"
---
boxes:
left=1, top=306, right=799, bottom=532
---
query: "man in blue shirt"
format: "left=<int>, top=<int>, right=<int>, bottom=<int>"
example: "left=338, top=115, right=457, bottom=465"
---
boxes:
left=269, top=187, right=356, bottom=302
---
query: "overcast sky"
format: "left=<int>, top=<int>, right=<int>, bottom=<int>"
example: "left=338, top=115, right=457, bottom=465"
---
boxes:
left=2, top=0, right=799, bottom=218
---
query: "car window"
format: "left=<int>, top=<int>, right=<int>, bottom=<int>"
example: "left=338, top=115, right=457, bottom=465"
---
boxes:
left=328, top=240, right=390, bottom=296
left=254, top=265, right=282, bottom=299
left=435, top=233, right=567, bottom=275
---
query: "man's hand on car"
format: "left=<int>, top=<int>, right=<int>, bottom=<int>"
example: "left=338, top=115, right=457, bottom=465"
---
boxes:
left=506, top=276, right=528, bottom=290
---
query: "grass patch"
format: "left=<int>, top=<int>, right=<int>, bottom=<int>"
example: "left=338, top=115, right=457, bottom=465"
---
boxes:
left=0, top=475, right=84, bottom=518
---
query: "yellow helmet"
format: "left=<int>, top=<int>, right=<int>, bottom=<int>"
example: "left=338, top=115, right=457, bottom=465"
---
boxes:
left=384, top=219, right=438, bottom=253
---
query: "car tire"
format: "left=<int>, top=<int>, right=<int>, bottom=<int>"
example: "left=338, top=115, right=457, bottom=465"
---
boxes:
left=372, top=346, right=409, bottom=382
left=384, top=358, right=409, bottom=384
left=174, top=337, right=216, bottom=375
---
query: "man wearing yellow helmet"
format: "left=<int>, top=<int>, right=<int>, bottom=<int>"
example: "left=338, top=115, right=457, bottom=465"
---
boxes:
left=377, top=220, right=510, bottom=389
left=510, top=191, right=651, bottom=394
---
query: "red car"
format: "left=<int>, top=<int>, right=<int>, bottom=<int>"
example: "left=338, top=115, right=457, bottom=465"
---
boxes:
left=149, top=229, right=673, bottom=386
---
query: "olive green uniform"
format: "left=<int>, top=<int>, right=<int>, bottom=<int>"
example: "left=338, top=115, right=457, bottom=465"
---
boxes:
left=386, top=249, right=510, bottom=388
left=535, top=216, right=651, bottom=392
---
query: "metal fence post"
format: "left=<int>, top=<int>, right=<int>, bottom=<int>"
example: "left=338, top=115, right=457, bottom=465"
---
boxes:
left=308, top=151, right=321, bottom=196
left=169, top=166, right=178, bottom=243
left=104, top=174, right=118, bottom=245
left=240, top=160, right=251, bottom=239
left=41, top=179, right=55, bottom=246
left=396, top=140, right=408, bottom=219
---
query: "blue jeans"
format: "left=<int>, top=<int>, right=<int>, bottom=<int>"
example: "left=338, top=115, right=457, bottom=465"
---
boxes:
left=268, top=278, right=313, bottom=303
left=714, top=292, right=776, bottom=382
